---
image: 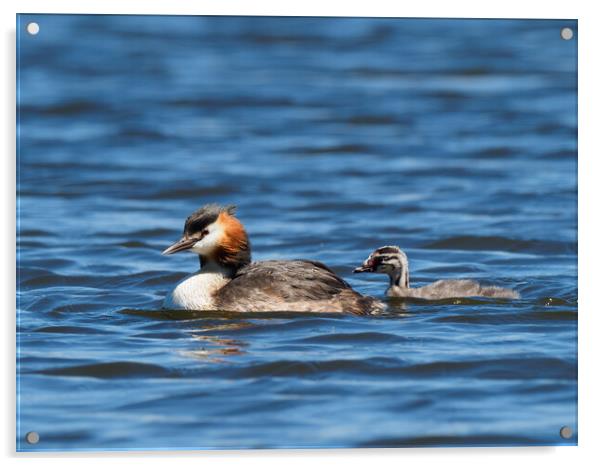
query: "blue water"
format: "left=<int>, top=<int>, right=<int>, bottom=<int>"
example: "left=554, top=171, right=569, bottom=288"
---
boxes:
left=16, top=15, right=577, bottom=450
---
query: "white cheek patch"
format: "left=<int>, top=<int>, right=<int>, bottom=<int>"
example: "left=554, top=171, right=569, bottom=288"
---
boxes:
left=190, top=222, right=223, bottom=255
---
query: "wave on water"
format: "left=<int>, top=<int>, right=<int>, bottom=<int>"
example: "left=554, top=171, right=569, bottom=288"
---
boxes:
left=36, top=361, right=176, bottom=379
left=424, top=235, right=575, bottom=254
left=32, top=355, right=575, bottom=382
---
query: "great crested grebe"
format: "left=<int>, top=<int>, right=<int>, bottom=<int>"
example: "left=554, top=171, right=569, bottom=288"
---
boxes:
left=162, top=204, right=384, bottom=314
left=353, top=246, right=520, bottom=300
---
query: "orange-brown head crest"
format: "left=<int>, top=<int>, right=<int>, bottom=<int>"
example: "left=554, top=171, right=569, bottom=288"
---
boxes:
left=214, top=208, right=251, bottom=271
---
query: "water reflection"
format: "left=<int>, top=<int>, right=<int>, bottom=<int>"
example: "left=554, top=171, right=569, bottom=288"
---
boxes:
left=186, top=324, right=250, bottom=362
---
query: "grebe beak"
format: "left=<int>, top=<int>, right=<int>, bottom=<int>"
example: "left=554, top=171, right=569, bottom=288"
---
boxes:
left=353, top=259, right=374, bottom=273
left=162, top=237, right=197, bottom=255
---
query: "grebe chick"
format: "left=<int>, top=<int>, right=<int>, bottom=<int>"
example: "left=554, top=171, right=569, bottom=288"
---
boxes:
left=162, top=204, right=383, bottom=314
left=353, top=246, right=519, bottom=300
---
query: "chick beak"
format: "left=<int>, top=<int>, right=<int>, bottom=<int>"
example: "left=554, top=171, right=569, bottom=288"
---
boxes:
left=353, top=259, right=374, bottom=273
left=162, top=237, right=197, bottom=255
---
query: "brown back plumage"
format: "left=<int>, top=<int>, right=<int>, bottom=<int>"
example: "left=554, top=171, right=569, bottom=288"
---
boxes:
left=215, top=260, right=384, bottom=314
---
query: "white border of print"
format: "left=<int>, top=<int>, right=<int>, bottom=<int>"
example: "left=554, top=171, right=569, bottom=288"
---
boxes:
left=2, top=1, right=600, bottom=466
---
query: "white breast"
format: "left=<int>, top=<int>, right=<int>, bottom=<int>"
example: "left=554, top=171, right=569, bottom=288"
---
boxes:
left=163, top=270, right=230, bottom=310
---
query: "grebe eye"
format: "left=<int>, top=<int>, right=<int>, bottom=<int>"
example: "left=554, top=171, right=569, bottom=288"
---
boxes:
left=200, top=229, right=209, bottom=238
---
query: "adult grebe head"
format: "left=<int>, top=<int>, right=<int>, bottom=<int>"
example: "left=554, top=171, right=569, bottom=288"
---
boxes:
left=162, top=204, right=251, bottom=272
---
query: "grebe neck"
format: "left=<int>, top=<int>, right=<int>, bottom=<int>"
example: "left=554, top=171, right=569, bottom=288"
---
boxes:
left=198, top=256, right=239, bottom=278
left=388, top=255, right=410, bottom=293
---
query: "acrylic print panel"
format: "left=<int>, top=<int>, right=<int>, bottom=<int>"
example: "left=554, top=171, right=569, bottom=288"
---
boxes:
left=16, top=15, right=577, bottom=451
